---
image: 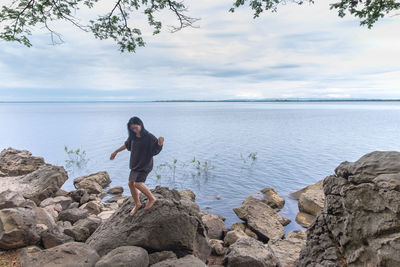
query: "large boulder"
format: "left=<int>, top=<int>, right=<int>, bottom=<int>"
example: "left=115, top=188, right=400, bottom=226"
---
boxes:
left=296, top=151, right=400, bottom=266
left=73, top=171, right=111, bottom=194
left=58, top=208, right=89, bottom=224
left=18, top=241, right=100, bottom=267
left=223, top=236, right=277, bottom=267
left=201, top=213, right=227, bottom=240
left=261, top=187, right=285, bottom=210
left=40, top=227, right=74, bottom=248
left=0, top=189, right=36, bottom=209
left=292, top=180, right=324, bottom=228
left=150, top=255, right=207, bottom=267
left=95, top=246, right=149, bottom=267
left=0, top=148, right=45, bottom=176
left=0, top=166, right=68, bottom=205
left=86, top=186, right=211, bottom=261
left=63, top=217, right=101, bottom=242
left=39, top=196, right=73, bottom=210
left=269, top=230, right=307, bottom=267
left=0, top=207, right=40, bottom=249
left=233, top=196, right=286, bottom=241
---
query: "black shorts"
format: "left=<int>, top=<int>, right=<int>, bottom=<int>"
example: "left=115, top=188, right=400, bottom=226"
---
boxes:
left=129, top=170, right=148, bottom=183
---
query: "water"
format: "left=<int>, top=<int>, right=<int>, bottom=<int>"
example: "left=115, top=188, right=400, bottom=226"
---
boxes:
left=1, top=101, right=400, bottom=232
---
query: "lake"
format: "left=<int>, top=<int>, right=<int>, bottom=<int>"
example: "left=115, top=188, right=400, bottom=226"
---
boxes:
left=1, top=101, right=400, bottom=232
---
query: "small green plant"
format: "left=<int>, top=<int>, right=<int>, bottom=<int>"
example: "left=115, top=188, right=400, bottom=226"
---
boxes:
left=64, top=146, right=89, bottom=171
left=240, top=151, right=258, bottom=164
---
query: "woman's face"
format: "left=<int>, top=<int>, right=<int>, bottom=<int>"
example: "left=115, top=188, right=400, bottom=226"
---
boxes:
left=130, top=124, right=141, bottom=134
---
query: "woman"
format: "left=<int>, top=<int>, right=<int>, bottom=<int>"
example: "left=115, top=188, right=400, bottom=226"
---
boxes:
left=110, top=116, right=164, bottom=216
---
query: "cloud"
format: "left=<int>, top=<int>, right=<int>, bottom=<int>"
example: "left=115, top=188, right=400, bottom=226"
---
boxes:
left=0, top=0, right=399, bottom=101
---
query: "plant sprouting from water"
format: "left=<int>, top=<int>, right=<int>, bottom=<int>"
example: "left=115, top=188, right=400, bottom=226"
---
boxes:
left=240, top=152, right=258, bottom=164
left=64, top=146, right=89, bottom=172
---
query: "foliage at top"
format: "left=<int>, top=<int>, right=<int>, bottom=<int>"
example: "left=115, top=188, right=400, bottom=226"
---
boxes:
left=1, top=0, right=398, bottom=52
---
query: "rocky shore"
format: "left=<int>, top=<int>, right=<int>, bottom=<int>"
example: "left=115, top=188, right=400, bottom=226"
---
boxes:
left=1, top=147, right=399, bottom=266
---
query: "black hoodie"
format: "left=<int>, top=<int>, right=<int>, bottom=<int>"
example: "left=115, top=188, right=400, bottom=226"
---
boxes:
left=125, top=128, right=163, bottom=173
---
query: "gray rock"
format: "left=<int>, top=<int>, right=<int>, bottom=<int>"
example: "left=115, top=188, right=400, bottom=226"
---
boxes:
left=33, top=207, right=57, bottom=233
left=296, top=151, right=400, bottom=266
left=230, top=222, right=258, bottom=239
left=107, top=186, right=124, bottom=194
left=149, top=251, right=177, bottom=265
left=298, top=180, right=324, bottom=216
left=58, top=207, right=89, bottom=224
left=209, top=239, right=227, bottom=256
left=201, top=213, right=227, bottom=240
left=0, top=165, right=68, bottom=205
left=105, top=195, right=126, bottom=203
left=68, top=188, right=88, bottom=202
left=95, top=246, right=149, bottom=267
left=74, top=171, right=111, bottom=194
left=0, top=207, right=40, bottom=249
left=179, top=189, right=196, bottom=201
left=69, top=202, right=80, bottom=209
left=19, top=241, right=100, bottom=267
left=86, top=186, right=210, bottom=262
left=0, top=189, right=35, bottom=209
left=233, top=196, right=285, bottom=241
left=64, top=217, right=101, bottom=242
left=224, top=236, right=277, bottom=267
left=39, top=195, right=73, bottom=210
left=261, top=187, right=285, bottom=210
left=0, top=148, right=45, bottom=176
left=295, top=211, right=316, bottom=228
left=79, top=200, right=103, bottom=215
left=223, top=230, right=248, bottom=246
left=269, top=230, right=307, bottom=267
left=40, top=227, right=74, bottom=248
left=150, top=255, right=206, bottom=267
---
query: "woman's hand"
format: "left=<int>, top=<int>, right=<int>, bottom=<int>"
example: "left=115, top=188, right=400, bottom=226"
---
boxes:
left=158, top=137, right=164, bottom=146
left=110, top=151, right=118, bottom=160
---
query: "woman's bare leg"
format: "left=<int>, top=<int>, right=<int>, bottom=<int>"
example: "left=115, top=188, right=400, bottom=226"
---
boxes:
left=128, top=181, right=141, bottom=216
left=134, top=182, right=157, bottom=210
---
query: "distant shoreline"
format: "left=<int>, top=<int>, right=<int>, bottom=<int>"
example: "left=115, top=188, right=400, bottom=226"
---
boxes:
left=1, top=99, right=400, bottom=103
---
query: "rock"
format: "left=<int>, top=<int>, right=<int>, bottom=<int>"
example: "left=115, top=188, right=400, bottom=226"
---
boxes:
left=269, top=230, right=307, bottom=267
left=33, top=207, right=57, bottom=233
left=0, top=207, right=40, bottom=249
left=86, top=186, right=210, bottom=261
left=0, top=189, right=35, bottom=209
left=40, top=227, right=74, bottom=248
left=107, top=186, right=124, bottom=194
left=298, top=180, right=324, bottom=216
left=229, top=223, right=258, bottom=239
left=149, top=251, right=177, bottom=265
left=56, top=220, right=72, bottom=230
left=95, top=246, right=149, bottom=267
left=209, top=239, right=227, bottom=256
left=42, top=203, right=62, bottom=220
left=39, top=195, right=73, bottom=210
left=224, top=230, right=248, bottom=246
left=58, top=207, right=89, bottom=224
left=0, top=165, right=68, bottom=205
left=73, top=171, right=111, bottom=194
left=0, top=148, right=45, bottom=176
left=261, top=187, right=285, bottom=210
left=295, top=211, right=315, bottom=228
left=80, top=191, right=91, bottom=204
left=296, top=151, right=400, bottom=266
left=64, top=217, right=101, bottom=242
left=179, top=189, right=196, bottom=201
left=201, top=213, right=227, bottom=240
left=233, top=196, right=285, bottom=241
left=68, top=188, right=88, bottom=202
left=105, top=195, right=127, bottom=203
left=79, top=200, right=103, bottom=215
left=223, top=236, right=277, bottom=267
left=19, top=241, right=100, bottom=267
left=97, top=210, right=115, bottom=220
left=150, top=255, right=207, bottom=267
left=55, top=188, right=69, bottom=196
left=69, top=202, right=80, bottom=209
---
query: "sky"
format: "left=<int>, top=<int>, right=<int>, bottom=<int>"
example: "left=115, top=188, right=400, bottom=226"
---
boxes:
left=0, top=0, right=400, bottom=101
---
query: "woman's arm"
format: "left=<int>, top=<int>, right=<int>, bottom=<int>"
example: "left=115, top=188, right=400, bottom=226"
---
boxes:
left=110, top=143, right=127, bottom=160
left=151, top=135, right=164, bottom=156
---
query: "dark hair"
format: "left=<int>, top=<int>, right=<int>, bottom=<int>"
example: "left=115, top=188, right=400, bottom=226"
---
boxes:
left=127, top=116, right=148, bottom=140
